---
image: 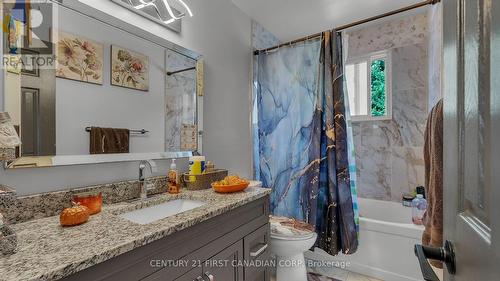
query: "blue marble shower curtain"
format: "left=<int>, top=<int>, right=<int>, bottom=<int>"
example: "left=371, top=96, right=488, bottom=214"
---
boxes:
left=254, top=31, right=359, bottom=255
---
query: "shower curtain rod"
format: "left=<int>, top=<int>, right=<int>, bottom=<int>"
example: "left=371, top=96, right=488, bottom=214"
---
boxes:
left=167, top=66, right=196, bottom=76
left=253, top=0, right=440, bottom=55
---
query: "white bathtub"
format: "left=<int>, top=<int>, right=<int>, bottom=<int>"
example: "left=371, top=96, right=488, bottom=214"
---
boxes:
left=306, top=198, right=425, bottom=281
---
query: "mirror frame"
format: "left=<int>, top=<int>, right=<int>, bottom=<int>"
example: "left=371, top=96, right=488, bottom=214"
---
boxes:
left=0, top=0, right=204, bottom=169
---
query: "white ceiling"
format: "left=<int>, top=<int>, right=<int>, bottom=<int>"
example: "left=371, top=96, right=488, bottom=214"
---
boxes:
left=231, top=0, right=425, bottom=42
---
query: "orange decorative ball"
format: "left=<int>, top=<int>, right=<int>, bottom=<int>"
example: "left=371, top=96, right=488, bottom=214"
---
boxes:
left=60, top=203, right=90, bottom=227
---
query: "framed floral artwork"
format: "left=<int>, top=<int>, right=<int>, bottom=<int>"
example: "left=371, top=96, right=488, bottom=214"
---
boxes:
left=111, top=45, right=149, bottom=91
left=55, top=31, right=104, bottom=85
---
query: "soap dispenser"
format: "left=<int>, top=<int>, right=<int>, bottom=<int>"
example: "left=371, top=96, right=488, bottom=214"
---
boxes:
left=167, top=159, right=180, bottom=194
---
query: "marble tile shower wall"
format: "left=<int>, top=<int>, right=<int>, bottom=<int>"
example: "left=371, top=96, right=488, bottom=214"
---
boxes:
left=251, top=20, right=281, bottom=50
left=165, top=50, right=197, bottom=151
left=427, top=3, right=443, bottom=111
left=348, top=14, right=429, bottom=201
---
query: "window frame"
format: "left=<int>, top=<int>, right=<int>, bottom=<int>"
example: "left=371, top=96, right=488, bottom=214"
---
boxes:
left=346, top=50, right=392, bottom=122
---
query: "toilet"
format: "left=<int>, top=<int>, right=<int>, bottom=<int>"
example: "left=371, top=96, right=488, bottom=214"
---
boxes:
left=270, top=216, right=318, bottom=281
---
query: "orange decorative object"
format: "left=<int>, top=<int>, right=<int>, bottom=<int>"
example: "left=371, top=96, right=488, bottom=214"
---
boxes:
left=73, top=192, right=102, bottom=215
left=212, top=182, right=250, bottom=193
left=60, top=203, right=90, bottom=227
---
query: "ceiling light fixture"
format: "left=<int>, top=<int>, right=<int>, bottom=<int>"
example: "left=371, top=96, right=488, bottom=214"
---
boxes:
left=133, top=0, right=192, bottom=22
left=160, top=0, right=184, bottom=21
left=172, top=0, right=193, bottom=17
left=113, top=0, right=192, bottom=32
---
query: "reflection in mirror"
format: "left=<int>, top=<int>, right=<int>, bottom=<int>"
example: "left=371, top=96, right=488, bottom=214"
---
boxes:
left=2, top=1, right=202, bottom=169
left=165, top=50, right=197, bottom=152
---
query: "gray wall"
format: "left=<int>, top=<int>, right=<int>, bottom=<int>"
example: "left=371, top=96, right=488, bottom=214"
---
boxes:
left=0, top=0, right=253, bottom=195
left=55, top=5, right=166, bottom=155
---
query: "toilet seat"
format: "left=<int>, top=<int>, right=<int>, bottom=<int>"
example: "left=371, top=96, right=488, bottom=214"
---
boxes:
left=270, top=215, right=316, bottom=241
left=271, top=231, right=316, bottom=240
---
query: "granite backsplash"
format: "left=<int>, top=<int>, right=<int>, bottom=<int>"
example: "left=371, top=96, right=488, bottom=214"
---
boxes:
left=0, top=177, right=168, bottom=224
left=0, top=185, right=16, bottom=210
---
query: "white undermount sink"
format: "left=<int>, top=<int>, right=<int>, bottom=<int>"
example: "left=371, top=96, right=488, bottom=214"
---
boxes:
left=118, top=199, right=206, bottom=225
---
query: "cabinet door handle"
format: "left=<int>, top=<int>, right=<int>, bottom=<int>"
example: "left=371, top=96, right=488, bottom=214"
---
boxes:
left=204, top=272, right=215, bottom=281
left=250, top=243, right=268, bottom=258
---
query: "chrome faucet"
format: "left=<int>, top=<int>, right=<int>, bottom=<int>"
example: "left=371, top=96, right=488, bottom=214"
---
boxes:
left=139, top=160, right=157, bottom=199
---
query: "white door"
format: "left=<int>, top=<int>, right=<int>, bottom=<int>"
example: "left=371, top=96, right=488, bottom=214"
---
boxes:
left=440, top=0, right=500, bottom=280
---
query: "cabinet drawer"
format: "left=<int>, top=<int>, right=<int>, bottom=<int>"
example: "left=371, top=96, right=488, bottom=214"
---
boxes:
left=243, top=224, right=270, bottom=280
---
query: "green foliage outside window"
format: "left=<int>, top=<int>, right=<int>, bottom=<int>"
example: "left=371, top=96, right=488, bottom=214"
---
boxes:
left=371, top=59, right=386, bottom=116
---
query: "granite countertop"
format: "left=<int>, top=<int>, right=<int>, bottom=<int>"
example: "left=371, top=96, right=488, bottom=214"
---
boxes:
left=0, top=187, right=271, bottom=281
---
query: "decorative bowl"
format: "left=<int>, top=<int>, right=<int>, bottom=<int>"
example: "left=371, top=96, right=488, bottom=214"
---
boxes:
left=211, top=182, right=250, bottom=193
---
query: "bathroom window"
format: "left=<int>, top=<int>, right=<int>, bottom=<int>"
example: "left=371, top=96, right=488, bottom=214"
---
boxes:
left=346, top=51, right=392, bottom=121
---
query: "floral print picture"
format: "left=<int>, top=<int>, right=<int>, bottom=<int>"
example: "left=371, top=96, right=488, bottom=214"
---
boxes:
left=111, top=45, right=149, bottom=91
left=56, top=31, right=104, bottom=85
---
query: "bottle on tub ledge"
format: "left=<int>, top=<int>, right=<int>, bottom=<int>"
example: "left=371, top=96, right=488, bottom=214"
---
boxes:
left=402, top=186, right=426, bottom=208
left=411, top=193, right=427, bottom=225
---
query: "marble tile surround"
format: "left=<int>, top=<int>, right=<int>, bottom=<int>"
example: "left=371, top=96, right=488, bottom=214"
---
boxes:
left=252, top=20, right=280, bottom=50
left=346, top=13, right=427, bottom=59
left=393, top=44, right=428, bottom=93
left=349, top=14, right=429, bottom=202
left=427, top=3, right=443, bottom=110
left=0, top=177, right=168, bottom=224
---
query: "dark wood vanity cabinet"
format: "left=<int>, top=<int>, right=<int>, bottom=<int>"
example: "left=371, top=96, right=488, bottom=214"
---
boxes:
left=169, top=240, right=244, bottom=281
left=62, top=196, right=270, bottom=281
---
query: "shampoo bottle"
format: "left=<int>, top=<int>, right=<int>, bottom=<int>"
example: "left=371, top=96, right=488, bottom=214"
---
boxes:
left=411, top=194, right=427, bottom=225
left=167, top=159, right=179, bottom=194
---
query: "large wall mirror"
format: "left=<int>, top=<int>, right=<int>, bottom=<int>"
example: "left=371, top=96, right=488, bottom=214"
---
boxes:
left=1, top=0, right=203, bottom=168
